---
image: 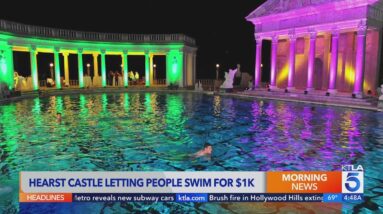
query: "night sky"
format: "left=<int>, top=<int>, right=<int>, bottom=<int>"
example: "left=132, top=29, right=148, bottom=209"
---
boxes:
left=0, top=1, right=269, bottom=80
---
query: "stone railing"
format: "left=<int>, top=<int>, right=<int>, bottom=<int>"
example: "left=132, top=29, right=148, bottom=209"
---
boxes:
left=0, top=20, right=196, bottom=46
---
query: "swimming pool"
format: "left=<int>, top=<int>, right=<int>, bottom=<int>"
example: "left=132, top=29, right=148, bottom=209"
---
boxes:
left=0, top=92, right=382, bottom=213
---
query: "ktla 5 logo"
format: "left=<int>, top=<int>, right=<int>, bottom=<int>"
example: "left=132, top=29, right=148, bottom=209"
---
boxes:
left=342, top=165, right=364, bottom=194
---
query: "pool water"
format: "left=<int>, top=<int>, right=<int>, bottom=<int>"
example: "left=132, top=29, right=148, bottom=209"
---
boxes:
left=0, top=92, right=382, bottom=213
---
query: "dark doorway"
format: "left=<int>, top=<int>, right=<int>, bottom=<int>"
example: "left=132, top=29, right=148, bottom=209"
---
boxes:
left=314, top=58, right=323, bottom=90
left=153, top=56, right=166, bottom=84
left=13, top=51, right=31, bottom=77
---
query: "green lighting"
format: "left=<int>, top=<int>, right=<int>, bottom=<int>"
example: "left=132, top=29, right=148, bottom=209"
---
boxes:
left=101, top=53, right=106, bottom=87
left=166, top=51, right=183, bottom=86
left=30, top=50, right=39, bottom=90
left=0, top=45, right=14, bottom=89
left=0, top=57, right=7, bottom=76
left=145, top=53, right=150, bottom=86
left=0, top=31, right=193, bottom=89
left=102, top=93, right=107, bottom=112
left=54, top=51, right=61, bottom=89
left=78, top=52, right=84, bottom=88
left=123, top=53, right=128, bottom=87
left=124, top=93, right=129, bottom=112
left=56, top=96, right=64, bottom=113
left=80, top=95, right=88, bottom=116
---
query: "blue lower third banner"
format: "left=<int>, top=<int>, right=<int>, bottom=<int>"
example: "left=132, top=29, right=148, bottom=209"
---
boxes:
left=69, top=193, right=325, bottom=202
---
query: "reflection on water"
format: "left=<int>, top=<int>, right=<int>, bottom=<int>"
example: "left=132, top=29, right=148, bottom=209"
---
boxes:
left=0, top=92, right=382, bottom=213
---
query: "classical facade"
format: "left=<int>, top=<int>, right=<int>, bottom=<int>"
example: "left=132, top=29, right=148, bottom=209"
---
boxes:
left=246, top=0, right=383, bottom=98
left=0, top=20, right=197, bottom=90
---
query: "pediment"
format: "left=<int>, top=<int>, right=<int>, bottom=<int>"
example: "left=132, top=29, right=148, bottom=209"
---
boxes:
left=247, top=0, right=347, bottom=19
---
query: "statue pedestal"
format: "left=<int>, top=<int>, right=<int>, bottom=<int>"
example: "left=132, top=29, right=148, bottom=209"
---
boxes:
left=378, top=100, right=383, bottom=110
left=220, top=88, right=233, bottom=93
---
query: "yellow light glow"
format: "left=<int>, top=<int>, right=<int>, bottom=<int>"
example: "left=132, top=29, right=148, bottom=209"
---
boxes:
left=277, top=63, right=289, bottom=85
left=12, top=46, right=29, bottom=52
left=345, top=62, right=355, bottom=86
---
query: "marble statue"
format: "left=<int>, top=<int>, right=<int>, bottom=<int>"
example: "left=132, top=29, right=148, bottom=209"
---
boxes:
left=195, top=81, right=203, bottom=91
left=379, top=84, right=383, bottom=101
left=14, top=72, right=27, bottom=91
left=220, top=68, right=238, bottom=89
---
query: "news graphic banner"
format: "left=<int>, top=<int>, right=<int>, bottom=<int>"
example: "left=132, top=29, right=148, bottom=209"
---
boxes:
left=19, top=165, right=364, bottom=203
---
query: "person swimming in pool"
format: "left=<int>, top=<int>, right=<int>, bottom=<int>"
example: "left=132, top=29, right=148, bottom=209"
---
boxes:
left=57, top=112, right=62, bottom=123
left=193, top=143, right=213, bottom=158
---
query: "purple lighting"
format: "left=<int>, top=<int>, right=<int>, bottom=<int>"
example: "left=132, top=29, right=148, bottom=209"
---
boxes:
left=307, top=31, right=316, bottom=91
left=270, top=36, right=278, bottom=89
left=328, top=30, right=339, bottom=93
left=254, top=38, right=262, bottom=88
left=288, top=33, right=296, bottom=89
left=353, top=24, right=367, bottom=98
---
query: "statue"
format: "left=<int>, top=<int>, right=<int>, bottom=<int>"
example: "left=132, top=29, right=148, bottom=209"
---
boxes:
left=195, top=81, right=203, bottom=91
left=379, top=84, right=383, bottom=101
left=220, top=68, right=238, bottom=89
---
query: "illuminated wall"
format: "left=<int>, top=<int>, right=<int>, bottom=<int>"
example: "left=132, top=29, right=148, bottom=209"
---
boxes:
left=0, top=24, right=197, bottom=90
left=166, top=51, right=183, bottom=87
left=0, top=43, right=14, bottom=89
left=274, top=31, right=381, bottom=93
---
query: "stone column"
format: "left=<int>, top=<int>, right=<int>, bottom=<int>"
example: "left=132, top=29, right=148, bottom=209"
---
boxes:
left=307, top=30, right=317, bottom=92
left=287, top=32, right=296, bottom=91
left=122, top=50, right=128, bottom=87
left=166, top=52, right=170, bottom=86
left=53, top=47, right=61, bottom=89
left=92, top=53, right=100, bottom=87
left=78, top=49, right=84, bottom=88
left=101, top=50, right=106, bottom=87
left=63, top=52, right=70, bottom=87
left=328, top=29, right=339, bottom=94
left=0, top=45, right=15, bottom=89
left=254, top=36, right=262, bottom=88
left=353, top=24, right=367, bottom=98
left=192, top=53, right=197, bottom=86
left=270, top=35, right=278, bottom=90
left=145, top=51, right=150, bottom=87
left=149, top=54, right=154, bottom=85
left=93, top=53, right=99, bottom=77
left=30, top=46, right=39, bottom=90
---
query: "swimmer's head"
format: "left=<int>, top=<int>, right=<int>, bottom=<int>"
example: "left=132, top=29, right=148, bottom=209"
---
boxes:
left=203, top=143, right=212, bottom=154
left=57, top=113, right=62, bottom=121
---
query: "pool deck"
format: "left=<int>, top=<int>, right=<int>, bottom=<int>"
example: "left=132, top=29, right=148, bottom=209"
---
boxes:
left=0, top=87, right=382, bottom=111
left=219, top=88, right=382, bottom=112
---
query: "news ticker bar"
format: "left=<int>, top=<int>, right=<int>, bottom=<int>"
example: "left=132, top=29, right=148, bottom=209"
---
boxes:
left=19, top=193, right=364, bottom=203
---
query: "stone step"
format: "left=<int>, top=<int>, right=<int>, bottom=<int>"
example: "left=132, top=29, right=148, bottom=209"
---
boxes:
left=241, top=91, right=376, bottom=107
left=247, top=90, right=376, bottom=102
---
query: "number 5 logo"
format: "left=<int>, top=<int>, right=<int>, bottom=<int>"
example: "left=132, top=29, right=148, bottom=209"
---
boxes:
left=345, top=173, right=360, bottom=192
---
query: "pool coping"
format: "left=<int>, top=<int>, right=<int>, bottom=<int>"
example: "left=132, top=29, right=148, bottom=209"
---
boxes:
left=218, top=92, right=382, bottom=112
left=0, top=88, right=382, bottom=112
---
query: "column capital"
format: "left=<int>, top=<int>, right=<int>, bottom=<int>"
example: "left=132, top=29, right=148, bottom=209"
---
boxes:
left=357, top=21, right=367, bottom=36
left=78, top=48, right=83, bottom=54
left=54, top=47, right=60, bottom=53
left=331, top=27, right=340, bottom=38
left=308, top=28, right=317, bottom=40
left=271, top=34, right=279, bottom=44
left=30, top=45, right=37, bottom=52
left=255, top=34, right=263, bottom=43
left=288, top=29, right=296, bottom=41
left=92, top=53, right=99, bottom=57
left=100, top=49, right=106, bottom=54
left=62, top=52, right=70, bottom=57
left=122, top=49, right=128, bottom=55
